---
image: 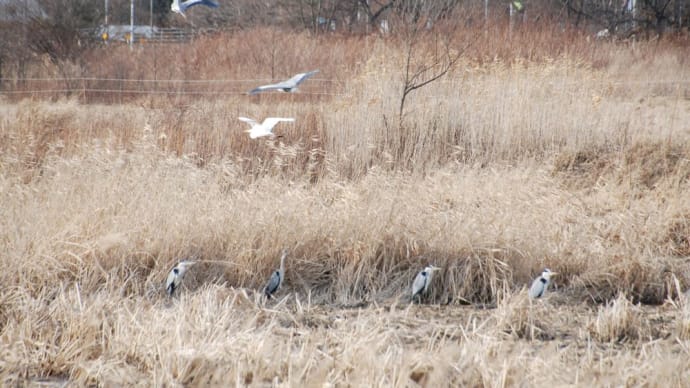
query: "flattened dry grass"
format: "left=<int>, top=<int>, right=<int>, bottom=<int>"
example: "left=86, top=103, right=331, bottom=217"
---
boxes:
left=2, top=287, right=689, bottom=386
left=1, top=29, right=690, bottom=386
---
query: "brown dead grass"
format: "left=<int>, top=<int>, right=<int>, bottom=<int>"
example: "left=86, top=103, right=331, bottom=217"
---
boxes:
left=1, top=26, right=690, bottom=386
left=588, top=293, right=651, bottom=342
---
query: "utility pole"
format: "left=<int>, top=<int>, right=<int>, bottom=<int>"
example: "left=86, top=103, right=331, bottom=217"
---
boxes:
left=105, top=0, right=109, bottom=25
left=484, top=0, right=489, bottom=37
left=130, top=0, right=135, bottom=48
left=509, top=1, right=514, bottom=39
left=150, top=0, right=153, bottom=28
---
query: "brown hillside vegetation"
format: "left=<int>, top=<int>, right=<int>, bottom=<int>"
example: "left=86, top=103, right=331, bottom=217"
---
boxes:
left=1, top=27, right=690, bottom=385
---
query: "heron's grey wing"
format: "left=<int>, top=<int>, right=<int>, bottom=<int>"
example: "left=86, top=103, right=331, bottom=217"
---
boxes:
left=528, top=277, right=545, bottom=299
left=249, top=83, right=286, bottom=95
left=411, top=271, right=427, bottom=296
left=265, top=271, right=280, bottom=295
left=288, top=70, right=320, bottom=86
left=200, top=0, right=219, bottom=7
left=249, top=70, right=318, bottom=94
left=181, top=0, right=218, bottom=9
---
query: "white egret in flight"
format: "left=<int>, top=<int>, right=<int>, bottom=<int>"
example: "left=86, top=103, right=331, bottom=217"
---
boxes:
left=238, top=117, right=294, bottom=139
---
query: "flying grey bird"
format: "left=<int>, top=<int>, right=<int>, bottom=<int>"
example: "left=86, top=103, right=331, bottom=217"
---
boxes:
left=238, top=117, right=294, bottom=139
left=528, top=268, right=558, bottom=299
left=264, top=249, right=288, bottom=298
left=248, top=70, right=320, bottom=95
left=171, top=0, right=218, bottom=18
left=411, top=265, right=441, bottom=301
left=165, top=260, right=196, bottom=297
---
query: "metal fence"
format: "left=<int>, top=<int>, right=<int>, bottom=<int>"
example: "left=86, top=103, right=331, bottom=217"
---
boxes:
left=79, top=26, right=216, bottom=44
left=0, top=76, right=341, bottom=103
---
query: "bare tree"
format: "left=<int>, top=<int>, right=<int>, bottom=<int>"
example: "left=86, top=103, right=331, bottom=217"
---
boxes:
left=358, top=0, right=397, bottom=27
left=394, top=0, right=467, bottom=121
left=278, top=0, right=342, bottom=32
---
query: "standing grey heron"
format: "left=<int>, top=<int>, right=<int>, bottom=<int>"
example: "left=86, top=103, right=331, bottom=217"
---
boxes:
left=238, top=117, right=295, bottom=139
left=264, top=250, right=288, bottom=298
left=528, top=268, right=558, bottom=299
left=171, top=0, right=218, bottom=18
left=248, top=70, right=320, bottom=95
left=166, top=260, right=196, bottom=297
left=411, top=265, right=441, bottom=301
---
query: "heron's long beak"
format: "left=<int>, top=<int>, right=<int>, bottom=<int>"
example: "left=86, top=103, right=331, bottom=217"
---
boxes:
left=549, top=272, right=559, bottom=276
left=430, top=266, right=442, bottom=271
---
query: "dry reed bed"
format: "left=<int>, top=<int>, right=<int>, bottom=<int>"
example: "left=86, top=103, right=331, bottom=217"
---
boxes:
left=1, top=125, right=689, bottom=384
left=2, top=32, right=690, bottom=385
left=4, top=52, right=689, bottom=177
left=2, top=134, right=689, bottom=302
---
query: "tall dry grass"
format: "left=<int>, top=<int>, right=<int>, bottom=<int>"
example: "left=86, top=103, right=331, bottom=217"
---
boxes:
left=1, top=26, right=690, bottom=385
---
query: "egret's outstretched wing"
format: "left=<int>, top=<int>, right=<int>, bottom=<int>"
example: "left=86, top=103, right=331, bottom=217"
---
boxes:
left=238, top=117, right=258, bottom=126
left=262, top=117, right=295, bottom=130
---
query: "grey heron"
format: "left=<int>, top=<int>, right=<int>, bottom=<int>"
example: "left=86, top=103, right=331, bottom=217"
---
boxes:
left=238, top=117, right=294, bottom=139
left=165, top=260, right=196, bottom=297
left=411, top=265, right=441, bottom=301
left=264, top=249, right=288, bottom=298
left=171, top=0, right=218, bottom=18
left=248, top=70, right=320, bottom=95
left=528, top=268, right=558, bottom=299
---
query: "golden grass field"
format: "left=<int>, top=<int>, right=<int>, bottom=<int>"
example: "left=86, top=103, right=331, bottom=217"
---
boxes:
left=1, top=27, right=690, bottom=386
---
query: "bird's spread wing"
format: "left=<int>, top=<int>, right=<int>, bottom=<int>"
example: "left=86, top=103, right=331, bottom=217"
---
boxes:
left=201, top=0, right=219, bottom=7
left=248, top=83, right=284, bottom=94
left=238, top=117, right=258, bottom=127
left=249, top=70, right=319, bottom=94
left=262, top=117, right=295, bottom=130
left=181, top=0, right=219, bottom=9
left=287, top=70, right=319, bottom=86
